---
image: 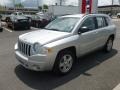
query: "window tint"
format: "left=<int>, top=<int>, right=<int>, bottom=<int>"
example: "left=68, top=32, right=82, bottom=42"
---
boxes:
left=81, top=17, right=96, bottom=31
left=96, top=17, right=107, bottom=28
left=102, top=18, right=107, bottom=27
left=96, top=17, right=103, bottom=28
left=104, top=17, right=110, bottom=26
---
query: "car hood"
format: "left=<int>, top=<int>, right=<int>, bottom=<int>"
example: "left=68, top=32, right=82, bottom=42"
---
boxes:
left=19, top=29, right=71, bottom=45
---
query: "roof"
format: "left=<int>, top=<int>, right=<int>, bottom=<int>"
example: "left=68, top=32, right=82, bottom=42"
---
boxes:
left=61, top=14, right=85, bottom=18
left=61, top=14, right=109, bottom=18
left=98, top=5, right=120, bottom=8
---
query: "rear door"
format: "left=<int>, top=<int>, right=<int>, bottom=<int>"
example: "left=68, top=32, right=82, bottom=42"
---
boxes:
left=95, top=16, right=109, bottom=48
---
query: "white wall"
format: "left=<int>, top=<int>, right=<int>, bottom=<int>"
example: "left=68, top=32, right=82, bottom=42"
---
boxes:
left=48, top=5, right=79, bottom=16
left=91, top=0, right=98, bottom=13
left=48, top=0, right=98, bottom=16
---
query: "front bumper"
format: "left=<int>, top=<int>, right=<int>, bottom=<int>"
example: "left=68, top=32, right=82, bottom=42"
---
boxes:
left=15, top=50, right=56, bottom=71
left=14, top=22, right=30, bottom=28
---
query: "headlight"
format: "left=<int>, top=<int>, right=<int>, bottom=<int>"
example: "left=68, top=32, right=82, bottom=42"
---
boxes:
left=32, top=43, right=51, bottom=54
left=14, top=43, right=18, bottom=50
left=33, top=43, right=41, bottom=54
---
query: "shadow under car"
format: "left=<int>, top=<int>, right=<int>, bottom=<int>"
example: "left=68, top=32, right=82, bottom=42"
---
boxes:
left=14, top=49, right=118, bottom=90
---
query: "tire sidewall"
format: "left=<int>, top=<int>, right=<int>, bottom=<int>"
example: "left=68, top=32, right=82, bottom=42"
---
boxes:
left=105, top=37, right=114, bottom=52
left=53, top=50, right=75, bottom=75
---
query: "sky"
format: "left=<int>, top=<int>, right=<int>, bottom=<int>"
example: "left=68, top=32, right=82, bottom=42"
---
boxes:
left=0, top=0, right=120, bottom=8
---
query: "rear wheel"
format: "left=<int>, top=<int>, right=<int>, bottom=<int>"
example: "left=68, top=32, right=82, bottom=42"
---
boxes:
left=104, top=37, right=114, bottom=52
left=53, top=50, right=75, bottom=75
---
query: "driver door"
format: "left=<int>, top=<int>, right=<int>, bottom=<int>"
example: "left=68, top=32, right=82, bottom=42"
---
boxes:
left=77, top=16, right=98, bottom=56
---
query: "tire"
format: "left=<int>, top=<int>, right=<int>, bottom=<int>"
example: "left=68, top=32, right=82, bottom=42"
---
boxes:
left=0, top=28, right=3, bottom=32
left=53, top=50, right=75, bottom=75
left=104, top=37, right=114, bottom=52
left=117, top=16, right=120, bottom=18
left=26, top=26, right=30, bottom=30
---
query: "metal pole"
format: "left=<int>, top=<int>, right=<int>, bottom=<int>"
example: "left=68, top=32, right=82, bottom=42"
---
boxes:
left=37, top=0, right=39, bottom=9
left=111, top=0, right=114, bottom=15
left=13, top=0, right=15, bottom=12
left=60, top=0, right=62, bottom=5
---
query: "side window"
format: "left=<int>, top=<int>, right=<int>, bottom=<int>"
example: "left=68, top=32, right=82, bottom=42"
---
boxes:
left=104, top=17, right=109, bottom=26
left=80, top=17, right=96, bottom=33
left=96, top=17, right=103, bottom=28
left=96, top=17, right=107, bottom=28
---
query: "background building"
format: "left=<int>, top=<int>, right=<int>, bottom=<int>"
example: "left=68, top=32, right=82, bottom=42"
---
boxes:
left=0, top=7, right=38, bottom=14
left=98, top=5, right=120, bottom=15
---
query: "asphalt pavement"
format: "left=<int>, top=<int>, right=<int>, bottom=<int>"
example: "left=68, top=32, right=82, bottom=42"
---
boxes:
left=0, top=20, right=120, bottom=90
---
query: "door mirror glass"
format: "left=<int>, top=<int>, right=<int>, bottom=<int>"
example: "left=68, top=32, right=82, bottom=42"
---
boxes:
left=78, top=26, right=90, bottom=34
left=78, top=17, right=96, bottom=34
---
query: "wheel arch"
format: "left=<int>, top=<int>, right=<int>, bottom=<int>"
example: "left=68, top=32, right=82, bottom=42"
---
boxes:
left=56, top=46, right=77, bottom=58
left=109, top=34, right=115, bottom=40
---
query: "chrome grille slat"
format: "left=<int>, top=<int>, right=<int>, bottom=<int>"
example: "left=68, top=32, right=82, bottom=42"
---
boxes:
left=23, top=43, right=25, bottom=54
left=18, top=40, right=31, bottom=56
left=25, top=44, right=28, bottom=55
left=28, top=45, right=31, bottom=56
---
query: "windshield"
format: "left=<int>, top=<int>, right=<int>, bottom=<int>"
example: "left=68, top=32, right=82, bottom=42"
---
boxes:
left=45, top=17, right=80, bottom=32
left=18, top=13, right=23, bottom=15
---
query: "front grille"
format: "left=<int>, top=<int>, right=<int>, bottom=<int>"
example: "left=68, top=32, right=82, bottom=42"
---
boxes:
left=18, top=41, right=31, bottom=56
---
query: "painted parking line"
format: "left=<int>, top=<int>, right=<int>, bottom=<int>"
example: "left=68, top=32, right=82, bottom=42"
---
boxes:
left=3, top=27, right=13, bottom=32
left=113, top=83, right=120, bottom=90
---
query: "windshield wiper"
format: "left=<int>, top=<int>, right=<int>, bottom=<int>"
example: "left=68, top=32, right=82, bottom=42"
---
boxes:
left=43, top=28, right=60, bottom=31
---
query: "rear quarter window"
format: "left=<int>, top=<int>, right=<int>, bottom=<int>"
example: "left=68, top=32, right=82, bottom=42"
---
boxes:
left=105, top=17, right=111, bottom=26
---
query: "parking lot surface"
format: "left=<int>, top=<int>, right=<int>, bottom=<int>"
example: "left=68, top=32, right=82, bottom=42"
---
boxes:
left=0, top=20, right=120, bottom=90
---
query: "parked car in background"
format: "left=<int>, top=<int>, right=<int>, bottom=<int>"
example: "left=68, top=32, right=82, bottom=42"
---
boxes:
left=25, top=15, right=33, bottom=23
left=117, top=13, right=120, bottom=18
left=15, top=14, right=116, bottom=75
left=1, top=16, right=6, bottom=22
left=0, top=21, right=3, bottom=32
left=6, top=15, right=30, bottom=30
left=31, top=15, right=50, bottom=28
left=11, top=12, right=24, bottom=16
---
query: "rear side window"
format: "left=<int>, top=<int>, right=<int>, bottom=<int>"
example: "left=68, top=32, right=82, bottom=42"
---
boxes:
left=96, top=17, right=108, bottom=28
left=104, top=17, right=110, bottom=26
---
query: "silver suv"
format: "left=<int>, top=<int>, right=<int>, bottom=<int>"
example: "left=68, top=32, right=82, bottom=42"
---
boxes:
left=15, top=14, right=116, bottom=75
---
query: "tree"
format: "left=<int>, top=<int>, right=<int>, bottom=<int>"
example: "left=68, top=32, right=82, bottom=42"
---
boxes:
left=38, top=6, right=42, bottom=11
left=15, top=3, right=24, bottom=8
left=57, top=0, right=65, bottom=5
left=43, top=4, right=48, bottom=9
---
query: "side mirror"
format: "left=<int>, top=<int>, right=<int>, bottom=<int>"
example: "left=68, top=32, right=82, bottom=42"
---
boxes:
left=78, top=26, right=90, bottom=34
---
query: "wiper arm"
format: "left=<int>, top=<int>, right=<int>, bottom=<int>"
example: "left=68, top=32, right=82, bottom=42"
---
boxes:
left=43, top=28, right=60, bottom=31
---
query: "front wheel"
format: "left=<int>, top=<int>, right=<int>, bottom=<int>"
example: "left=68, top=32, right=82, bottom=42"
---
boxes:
left=104, top=37, right=114, bottom=52
left=53, top=50, right=75, bottom=75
